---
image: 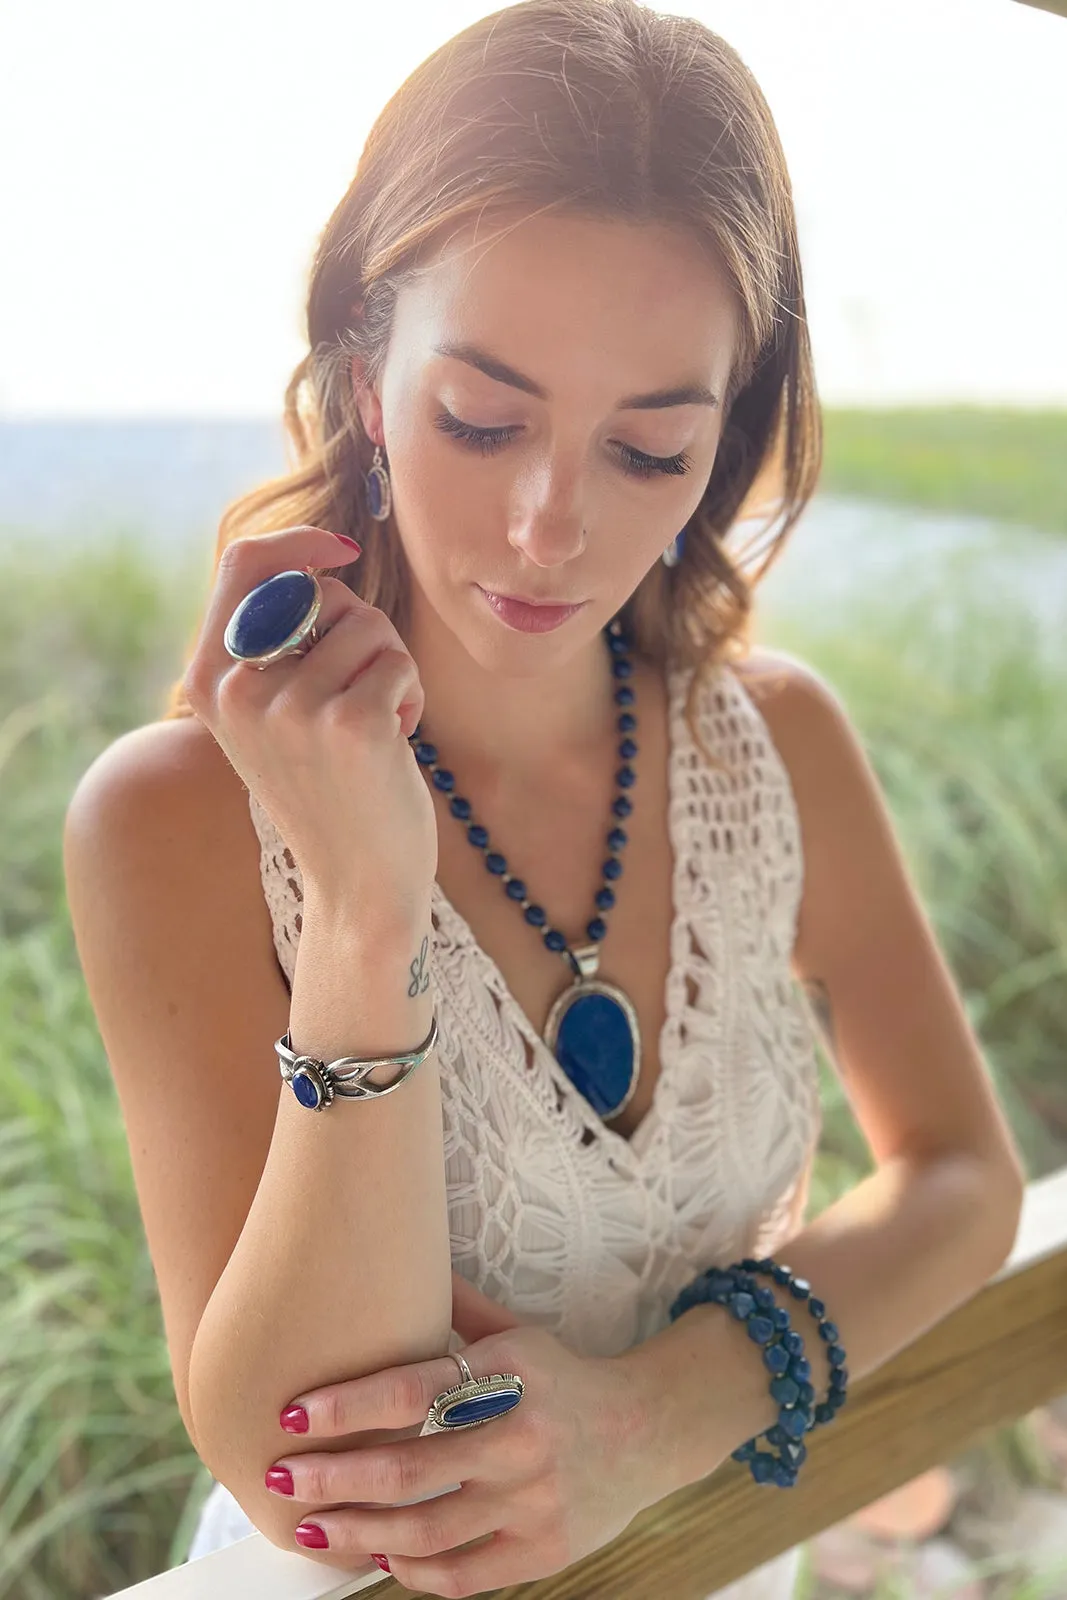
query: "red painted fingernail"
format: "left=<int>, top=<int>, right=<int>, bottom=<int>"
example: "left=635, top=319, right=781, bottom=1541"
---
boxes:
left=295, top=1522, right=329, bottom=1549
left=280, top=1405, right=309, bottom=1433
left=371, top=1554, right=392, bottom=1572
left=333, top=533, right=362, bottom=553
left=264, top=1466, right=294, bottom=1496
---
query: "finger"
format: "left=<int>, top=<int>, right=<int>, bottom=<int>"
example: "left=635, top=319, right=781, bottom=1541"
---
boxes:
left=286, top=1351, right=500, bottom=1438
left=267, top=1429, right=496, bottom=1509
left=389, top=1529, right=549, bottom=1595
left=290, top=1497, right=502, bottom=1566
left=451, top=1276, right=525, bottom=1343
left=284, top=617, right=424, bottom=740
left=183, top=526, right=359, bottom=707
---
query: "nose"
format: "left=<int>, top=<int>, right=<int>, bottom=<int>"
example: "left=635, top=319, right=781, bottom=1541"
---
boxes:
left=507, top=474, right=587, bottom=568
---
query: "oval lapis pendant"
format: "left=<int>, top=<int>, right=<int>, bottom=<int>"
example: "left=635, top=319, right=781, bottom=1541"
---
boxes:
left=543, top=944, right=641, bottom=1121
left=423, top=1374, right=525, bottom=1432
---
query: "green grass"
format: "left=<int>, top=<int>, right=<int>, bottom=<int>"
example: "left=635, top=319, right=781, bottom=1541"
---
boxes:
left=821, top=407, right=1067, bottom=537
left=0, top=519, right=1065, bottom=1597
left=779, top=549, right=1067, bottom=1212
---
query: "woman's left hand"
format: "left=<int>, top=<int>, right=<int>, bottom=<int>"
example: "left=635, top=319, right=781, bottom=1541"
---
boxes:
left=267, top=1312, right=669, bottom=1594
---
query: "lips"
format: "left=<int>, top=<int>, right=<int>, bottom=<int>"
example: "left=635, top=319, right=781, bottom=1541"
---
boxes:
left=476, top=586, right=587, bottom=633
left=484, top=589, right=584, bottom=606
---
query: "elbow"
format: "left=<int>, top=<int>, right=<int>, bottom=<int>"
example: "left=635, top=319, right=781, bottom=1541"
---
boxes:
left=186, top=1325, right=363, bottom=1567
left=186, top=1373, right=313, bottom=1558
left=185, top=1328, right=290, bottom=1550
left=966, top=1148, right=1026, bottom=1272
left=913, top=1145, right=1026, bottom=1279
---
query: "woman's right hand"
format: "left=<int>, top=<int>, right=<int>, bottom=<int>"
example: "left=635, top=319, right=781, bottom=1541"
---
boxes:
left=182, top=525, right=438, bottom=927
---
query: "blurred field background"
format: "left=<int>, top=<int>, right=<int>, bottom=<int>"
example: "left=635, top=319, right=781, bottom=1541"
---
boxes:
left=2, top=405, right=1067, bottom=1597
left=820, top=406, right=1067, bottom=536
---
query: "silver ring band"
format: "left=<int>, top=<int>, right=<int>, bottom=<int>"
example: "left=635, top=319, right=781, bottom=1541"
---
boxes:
left=450, top=1352, right=476, bottom=1386
left=249, top=623, right=320, bottom=670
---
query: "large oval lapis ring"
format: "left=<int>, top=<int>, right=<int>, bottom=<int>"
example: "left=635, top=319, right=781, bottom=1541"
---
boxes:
left=419, top=1352, right=525, bottom=1434
left=223, top=569, right=324, bottom=670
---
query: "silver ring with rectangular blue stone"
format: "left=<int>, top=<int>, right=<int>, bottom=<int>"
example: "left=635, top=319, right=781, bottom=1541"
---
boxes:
left=420, top=1352, right=525, bottom=1434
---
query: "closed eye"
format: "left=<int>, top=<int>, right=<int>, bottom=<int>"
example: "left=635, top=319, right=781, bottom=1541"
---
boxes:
left=432, top=410, right=692, bottom=480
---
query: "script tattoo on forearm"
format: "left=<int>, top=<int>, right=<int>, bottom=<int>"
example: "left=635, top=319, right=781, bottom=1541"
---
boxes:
left=407, top=934, right=431, bottom=998
left=802, top=977, right=838, bottom=1063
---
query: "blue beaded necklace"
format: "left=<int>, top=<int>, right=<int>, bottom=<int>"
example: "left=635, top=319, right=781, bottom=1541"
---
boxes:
left=407, top=617, right=641, bottom=1124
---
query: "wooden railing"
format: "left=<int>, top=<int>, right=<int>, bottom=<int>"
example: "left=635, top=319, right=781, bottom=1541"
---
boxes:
left=107, top=1165, right=1067, bottom=1598
left=1014, top=0, right=1067, bottom=18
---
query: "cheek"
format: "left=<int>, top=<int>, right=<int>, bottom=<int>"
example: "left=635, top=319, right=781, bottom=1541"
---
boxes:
left=388, top=449, right=496, bottom=576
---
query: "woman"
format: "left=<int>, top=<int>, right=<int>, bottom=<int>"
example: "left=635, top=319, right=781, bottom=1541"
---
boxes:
left=63, top=2, right=1026, bottom=1596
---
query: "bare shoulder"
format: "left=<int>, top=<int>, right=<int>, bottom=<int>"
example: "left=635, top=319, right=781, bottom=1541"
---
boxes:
left=729, top=645, right=885, bottom=977
left=729, top=644, right=844, bottom=725
left=66, top=711, right=253, bottom=847
left=728, top=644, right=854, bottom=776
left=63, top=713, right=270, bottom=929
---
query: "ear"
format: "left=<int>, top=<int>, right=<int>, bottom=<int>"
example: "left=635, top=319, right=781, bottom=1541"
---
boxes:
left=350, top=356, right=384, bottom=446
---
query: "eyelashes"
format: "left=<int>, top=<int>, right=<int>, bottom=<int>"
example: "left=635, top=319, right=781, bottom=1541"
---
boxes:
left=432, top=409, right=693, bottom=479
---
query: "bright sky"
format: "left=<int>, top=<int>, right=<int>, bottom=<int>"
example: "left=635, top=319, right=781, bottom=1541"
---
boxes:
left=2, top=0, right=1065, bottom=416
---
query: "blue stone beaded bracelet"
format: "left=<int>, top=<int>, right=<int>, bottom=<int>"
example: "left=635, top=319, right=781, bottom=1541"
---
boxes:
left=738, top=1257, right=850, bottom=1427
left=668, top=1256, right=849, bottom=1489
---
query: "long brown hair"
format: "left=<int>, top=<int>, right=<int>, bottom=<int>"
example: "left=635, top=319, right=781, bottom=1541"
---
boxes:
left=161, top=0, right=822, bottom=774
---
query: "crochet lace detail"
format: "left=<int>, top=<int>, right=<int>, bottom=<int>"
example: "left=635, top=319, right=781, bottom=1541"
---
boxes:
left=248, top=659, right=822, bottom=1357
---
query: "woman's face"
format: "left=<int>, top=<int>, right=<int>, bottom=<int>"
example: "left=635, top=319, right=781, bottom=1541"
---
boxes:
left=354, top=208, right=739, bottom=665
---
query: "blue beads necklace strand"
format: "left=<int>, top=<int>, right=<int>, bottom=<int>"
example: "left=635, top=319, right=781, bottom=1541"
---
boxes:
left=407, top=618, right=642, bottom=1125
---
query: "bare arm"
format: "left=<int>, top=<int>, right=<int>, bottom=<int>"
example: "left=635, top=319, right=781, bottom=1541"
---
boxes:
left=632, top=652, right=1025, bottom=1491
left=63, top=718, right=453, bottom=1557
left=189, top=896, right=453, bottom=1545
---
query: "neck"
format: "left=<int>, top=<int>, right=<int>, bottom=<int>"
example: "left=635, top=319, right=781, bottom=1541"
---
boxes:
left=400, top=591, right=626, bottom=788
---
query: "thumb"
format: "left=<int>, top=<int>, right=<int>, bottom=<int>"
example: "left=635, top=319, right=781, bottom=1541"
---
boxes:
left=451, top=1272, right=525, bottom=1343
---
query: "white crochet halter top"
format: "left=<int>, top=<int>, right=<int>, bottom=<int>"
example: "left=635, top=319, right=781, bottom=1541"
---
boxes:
left=188, top=657, right=823, bottom=1599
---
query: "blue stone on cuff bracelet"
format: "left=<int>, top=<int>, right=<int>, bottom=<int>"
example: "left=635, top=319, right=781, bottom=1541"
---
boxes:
left=291, top=1063, right=329, bottom=1109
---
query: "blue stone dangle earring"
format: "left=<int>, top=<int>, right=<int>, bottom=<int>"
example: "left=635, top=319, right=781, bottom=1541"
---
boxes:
left=365, top=444, right=392, bottom=521
left=661, top=525, right=687, bottom=567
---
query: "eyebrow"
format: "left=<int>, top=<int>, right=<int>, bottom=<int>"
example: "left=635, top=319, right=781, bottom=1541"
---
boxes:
left=431, top=340, right=721, bottom=411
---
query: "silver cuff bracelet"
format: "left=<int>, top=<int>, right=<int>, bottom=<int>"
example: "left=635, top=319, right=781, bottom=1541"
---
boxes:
left=275, top=1014, right=439, bottom=1111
